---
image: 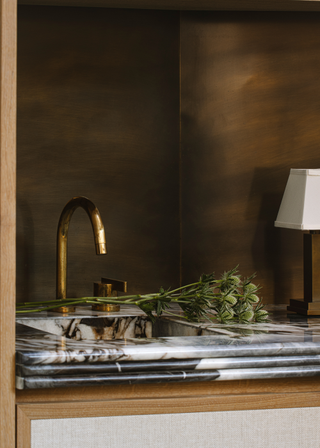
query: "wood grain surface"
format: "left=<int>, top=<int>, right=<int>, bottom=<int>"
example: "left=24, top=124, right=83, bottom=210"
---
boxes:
left=0, top=0, right=16, bottom=446
left=15, top=377, right=320, bottom=404
left=16, top=378, right=320, bottom=448
left=16, top=407, right=31, bottom=448
left=17, top=391, right=320, bottom=418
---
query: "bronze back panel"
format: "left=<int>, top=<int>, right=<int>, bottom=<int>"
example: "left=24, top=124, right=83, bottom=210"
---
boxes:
left=181, top=11, right=320, bottom=303
left=18, top=8, right=320, bottom=305
left=17, top=6, right=180, bottom=302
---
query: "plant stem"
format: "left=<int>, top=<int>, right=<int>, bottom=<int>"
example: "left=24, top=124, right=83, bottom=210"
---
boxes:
left=16, top=300, right=89, bottom=313
left=15, top=268, right=268, bottom=324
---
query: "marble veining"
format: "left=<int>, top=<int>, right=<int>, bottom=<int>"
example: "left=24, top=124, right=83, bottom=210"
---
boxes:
left=15, top=369, right=220, bottom=390
left=18, top=305, right=320, bottom=341
left=17, top=316, right=152, bottom=340
left=16, top=306, right=320, bottom=389
left=16, top=353, right=320, bottom=377
left=15, top=364, right=320, bottom=390
left=16, top=331, right=320, bottom=366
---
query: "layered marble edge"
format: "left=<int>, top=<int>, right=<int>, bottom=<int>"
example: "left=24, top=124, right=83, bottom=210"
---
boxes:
left=16, top=331, right=320, bottom=365
left=16, top=365, right=320, bottom=390
left=16, top=354, right=320, bottom=376
left=17, top=305, right=320, bottom=343
left=16, top=306, right=320, bottom=389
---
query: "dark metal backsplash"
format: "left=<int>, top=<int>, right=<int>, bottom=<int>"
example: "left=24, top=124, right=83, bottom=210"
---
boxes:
left=181, top=11, right=320, bottom=304
left=17, top=8, right=320, bottom=304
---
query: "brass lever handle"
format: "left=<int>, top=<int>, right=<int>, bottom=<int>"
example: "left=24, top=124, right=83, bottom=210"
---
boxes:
left=101, top=278, right=127, bottom=293
left=92, top=277, right=127, bottom=312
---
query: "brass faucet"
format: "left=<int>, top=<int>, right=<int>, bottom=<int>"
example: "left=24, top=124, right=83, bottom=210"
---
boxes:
left=54, top=196, right=107, bottom=313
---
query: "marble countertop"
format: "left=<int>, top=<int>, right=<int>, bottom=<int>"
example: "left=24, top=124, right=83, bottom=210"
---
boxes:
left=16, top=305, right=320, bottom=390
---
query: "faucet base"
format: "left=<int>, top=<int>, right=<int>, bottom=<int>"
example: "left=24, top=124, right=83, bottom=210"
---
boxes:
left=92, top=304, right=120, bottom=312
left=51, top=305, right=76, bottom=314
left=92, top=278, right=127, bottom=313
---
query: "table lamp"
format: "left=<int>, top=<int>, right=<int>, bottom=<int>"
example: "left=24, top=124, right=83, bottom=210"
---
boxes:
left=275, top=168, right=320, bottom=315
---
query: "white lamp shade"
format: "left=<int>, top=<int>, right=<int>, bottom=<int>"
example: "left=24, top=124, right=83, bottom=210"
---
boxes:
left=275, top=169, right=320, bottom=230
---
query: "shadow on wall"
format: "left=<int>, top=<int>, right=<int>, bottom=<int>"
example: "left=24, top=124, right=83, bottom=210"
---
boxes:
left=247, top=166, right=304, bottom=304
left=16, top=196, right=35, bottom=303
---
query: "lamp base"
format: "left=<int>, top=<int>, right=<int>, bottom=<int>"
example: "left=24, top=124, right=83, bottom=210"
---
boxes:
left=287, top=299, right=320, bottom=316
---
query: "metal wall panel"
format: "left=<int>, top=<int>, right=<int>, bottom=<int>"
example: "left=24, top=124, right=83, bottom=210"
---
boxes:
left=181, top=12, right=320, bottom=303
left=17, top=7, right=180, bottom=302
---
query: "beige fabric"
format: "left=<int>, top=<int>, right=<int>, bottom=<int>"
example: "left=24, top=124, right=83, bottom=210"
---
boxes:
left=31, top=407, right=320, bottom=448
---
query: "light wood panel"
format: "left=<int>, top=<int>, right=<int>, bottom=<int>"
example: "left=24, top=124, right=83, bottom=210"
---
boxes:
left=15, top=377, right=320, bottom=404
left=17, top=0, right=320, bottom=12
left=17, top=391, right=320, bottom=418
left=16, top=381, right=320, bottom=448
left=0, top=0, right=16, bottom=446
left=17, top=407, right=31, bottom=448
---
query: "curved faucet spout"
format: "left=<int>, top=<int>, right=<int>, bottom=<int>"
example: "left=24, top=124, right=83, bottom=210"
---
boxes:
left=56, top=196, right=107, bottom=300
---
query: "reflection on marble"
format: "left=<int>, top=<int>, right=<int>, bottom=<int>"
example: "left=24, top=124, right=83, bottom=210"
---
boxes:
left=16, top=305, right=155, bottom=320
left=16, top=369, right=220, bottom=390
left=16, top=359, right=201, bottom=376
left=17, top=305, right=320, bottom=341
left=16, top=330, right=320, bottom=366
left=16, top=354, right=320, bottom=377
left=16, top=364, right=320, bottom=390
left=154, top=315, right=318, bottom=340
left=217, top=365, right=320, bottom=380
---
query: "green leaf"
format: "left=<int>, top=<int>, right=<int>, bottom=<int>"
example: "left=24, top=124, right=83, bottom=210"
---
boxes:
left=156, top=300, right=162, bottom=316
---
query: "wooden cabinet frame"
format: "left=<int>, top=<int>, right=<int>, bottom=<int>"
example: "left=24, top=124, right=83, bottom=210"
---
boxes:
left=0, top=0, right=16, bottom=446
left=1, top=0, right=320, bottom=446
left=15, top=378, right=320, bottom=448
left=16, top=0, right=320, bottom=11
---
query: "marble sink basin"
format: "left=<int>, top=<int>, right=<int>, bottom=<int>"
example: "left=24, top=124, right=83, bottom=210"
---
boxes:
left=16, top=306, right=219, bottom=341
